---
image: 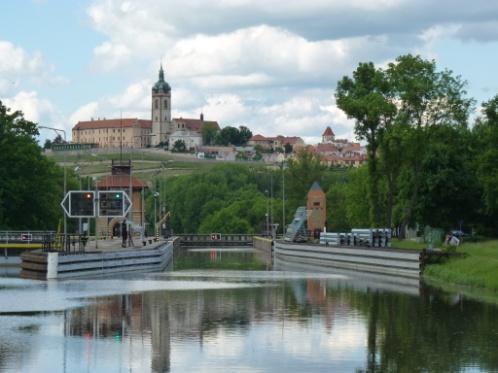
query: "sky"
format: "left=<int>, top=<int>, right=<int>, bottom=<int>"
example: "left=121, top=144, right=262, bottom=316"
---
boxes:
left=2, top=0, right=498, bottom=144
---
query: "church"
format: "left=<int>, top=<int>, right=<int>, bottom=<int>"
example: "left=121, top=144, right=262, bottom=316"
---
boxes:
left=72, top=66, right=219, bottom=150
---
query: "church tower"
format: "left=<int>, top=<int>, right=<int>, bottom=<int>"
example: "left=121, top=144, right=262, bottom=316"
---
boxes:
left=151, top=65, right=171, bottom=146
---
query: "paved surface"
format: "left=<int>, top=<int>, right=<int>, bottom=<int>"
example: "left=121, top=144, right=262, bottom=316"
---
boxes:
left=83, top=237, right=165, bottom=251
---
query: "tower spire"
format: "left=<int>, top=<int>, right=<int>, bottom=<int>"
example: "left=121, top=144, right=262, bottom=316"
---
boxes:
left=159, top=63, right=164, bottom=81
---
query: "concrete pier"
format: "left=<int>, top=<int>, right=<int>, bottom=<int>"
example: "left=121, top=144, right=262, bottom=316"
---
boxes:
left=274, top=240, right=422, bottom=279
left=21, top=238, right=176, bottom=280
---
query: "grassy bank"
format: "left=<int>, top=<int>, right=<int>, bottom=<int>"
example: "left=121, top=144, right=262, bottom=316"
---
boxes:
left=423, top=240, right=498, bottom=292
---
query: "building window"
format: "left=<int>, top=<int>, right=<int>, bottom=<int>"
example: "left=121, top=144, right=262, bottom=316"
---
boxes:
left=164, top=100, right=168, bottom=109
left=155, top=99, right=158, bottom=109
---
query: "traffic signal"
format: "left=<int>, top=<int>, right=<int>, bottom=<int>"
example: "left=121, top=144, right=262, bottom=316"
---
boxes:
left=98, top=191, right=125, bottom=217
left=69, top=191, right=95, bottom=217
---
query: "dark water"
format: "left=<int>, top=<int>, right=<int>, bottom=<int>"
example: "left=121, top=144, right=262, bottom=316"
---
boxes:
left=0, top=248, right=497, bottom=372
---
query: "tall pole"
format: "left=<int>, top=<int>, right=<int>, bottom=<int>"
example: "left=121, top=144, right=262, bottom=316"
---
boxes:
left=270, top=171, right=273, bottom=234
left=282, top=161, right=286, bottom=235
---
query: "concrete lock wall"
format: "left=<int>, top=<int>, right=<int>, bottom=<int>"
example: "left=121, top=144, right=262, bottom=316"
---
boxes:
left=253, top=236, right=273, bottom=255
left=274, top=241, right=422, bottom=279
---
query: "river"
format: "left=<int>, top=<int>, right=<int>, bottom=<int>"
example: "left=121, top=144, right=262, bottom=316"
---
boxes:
left=0, top=247, right=497, bottom=372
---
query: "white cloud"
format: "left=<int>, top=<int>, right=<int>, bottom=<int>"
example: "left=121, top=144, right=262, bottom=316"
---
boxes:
left=69, top=101, right=100, bottom=124
left=3, top=91, right=67, bottom=135
left=0, top=40, right=66, bottom=95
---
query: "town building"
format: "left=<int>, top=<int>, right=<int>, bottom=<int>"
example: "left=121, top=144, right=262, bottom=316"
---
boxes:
left=72, top=118, right=152, bottom=149
left=248, top=134, right=305, bottom=151
left=169, top=115, right=220, bottom=151
left=313, top=126, right=367, bottom=167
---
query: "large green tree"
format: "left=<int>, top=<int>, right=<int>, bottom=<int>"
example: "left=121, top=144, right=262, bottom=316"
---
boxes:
left=336, top=62, right=396, bottom=225
left=473, top=95, right=498, bottom=233
left=385, top=55, right=474, bottom=232
left=0, top=101, right=67, bottom=230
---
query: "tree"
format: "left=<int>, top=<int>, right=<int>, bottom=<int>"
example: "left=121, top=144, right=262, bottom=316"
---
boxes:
left=216, top=126, right=240, bottom=146
left=171, top=139, right=187, bottom=153
left=386, top=55, right=474, bottom=232
left=238, top=126, right=253, bottom=145
left=43, top=139, right=52, bottom=150
left=336, top=62, right=396, bottom=225
left=53, top=133, right=65, bottom=144
left=286, top=150, right=326, bottom=207
left=284, top=143, right=293, bottom=154
left=0, top=100, right=68, bottom=230
left=473, top=94, right=498, bottom=233
left=201, top=123, right=219, bottom=145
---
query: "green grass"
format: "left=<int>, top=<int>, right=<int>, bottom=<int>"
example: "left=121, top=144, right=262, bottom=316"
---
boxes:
left=391, top=238, right=426, bottom=250
left=424, top=240, right=498, bottom=292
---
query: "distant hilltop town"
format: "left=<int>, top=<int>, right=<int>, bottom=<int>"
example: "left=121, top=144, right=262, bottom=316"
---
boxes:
left=69, top=66, right=366, bottom=167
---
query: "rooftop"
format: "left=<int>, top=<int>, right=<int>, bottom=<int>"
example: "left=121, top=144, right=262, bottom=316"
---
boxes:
left=73, top=118, right=152, bottom=130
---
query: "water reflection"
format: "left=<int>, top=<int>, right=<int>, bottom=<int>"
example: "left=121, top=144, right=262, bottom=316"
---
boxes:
left=0, top=249, right=497, bottom=372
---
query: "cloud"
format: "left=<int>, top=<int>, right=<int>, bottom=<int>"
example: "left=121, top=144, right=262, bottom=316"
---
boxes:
left=0, top=40, right=66, bottom=95
left=3, top=91, right=67, bottom=135
left=82, top=0, right=498, bottom=144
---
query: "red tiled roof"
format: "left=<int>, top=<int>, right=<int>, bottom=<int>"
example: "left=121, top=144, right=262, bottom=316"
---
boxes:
left=270, top=136, right=304, bottom=145
left=96, top=175, right=146, bottom=189
left=249, top=134, right=269, bottom=141
left=316, top=143, right=338, bottom=153
left=173, top=118, right=220, bottom=132
left=73, top=118, right=152, bottom=130
left=322, top=126, right=334, bottom=136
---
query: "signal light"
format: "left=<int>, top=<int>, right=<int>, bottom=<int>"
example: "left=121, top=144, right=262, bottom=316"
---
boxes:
left=85, top=193, right=92, bottom=199
left=115, top=193, right=121, bottom=199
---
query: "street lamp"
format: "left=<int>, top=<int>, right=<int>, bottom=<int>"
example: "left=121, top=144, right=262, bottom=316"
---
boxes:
left=280, top=161, right=287, bottom=235
left=39, top=126, right=67, bottom=238
left=153, top=192, right=160, bottom=238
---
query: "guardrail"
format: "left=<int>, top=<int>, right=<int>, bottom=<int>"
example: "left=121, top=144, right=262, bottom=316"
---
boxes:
left=0, top=231, right=56, bottom=244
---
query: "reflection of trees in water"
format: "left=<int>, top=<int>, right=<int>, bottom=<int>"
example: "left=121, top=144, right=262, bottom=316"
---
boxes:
left=344, top=286, right=498, bottom=372
left=63, top=280, right=498, bottom=372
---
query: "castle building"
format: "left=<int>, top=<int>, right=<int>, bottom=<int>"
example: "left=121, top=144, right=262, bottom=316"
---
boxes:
left=71, top=65, right=218, bottom=149
left=72, top=118, right=152, bottom=148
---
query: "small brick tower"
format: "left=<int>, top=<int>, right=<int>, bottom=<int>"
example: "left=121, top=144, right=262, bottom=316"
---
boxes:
left=307, top=182, right=326, bottom=236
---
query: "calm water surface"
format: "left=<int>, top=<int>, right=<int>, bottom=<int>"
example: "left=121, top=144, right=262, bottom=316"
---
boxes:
left=0, top=248, right=497, bottom=372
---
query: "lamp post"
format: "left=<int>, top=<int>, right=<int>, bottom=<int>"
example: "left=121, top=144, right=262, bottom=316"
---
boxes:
left=281, top=160, right=287, bottom=235
left=153, top=192, right=159, bottom=238
left=39, top=126, right=67, bottom=238
left=74, top=165, right=82, bottom=234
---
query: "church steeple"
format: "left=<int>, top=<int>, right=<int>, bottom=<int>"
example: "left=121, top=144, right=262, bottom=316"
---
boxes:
left=152, top=64, right=171, bottom=94
left=151, top=64, right=172, bottom=146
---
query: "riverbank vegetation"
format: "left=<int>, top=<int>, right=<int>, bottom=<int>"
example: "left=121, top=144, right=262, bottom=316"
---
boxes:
left=424, top=240, right=498, bottom=291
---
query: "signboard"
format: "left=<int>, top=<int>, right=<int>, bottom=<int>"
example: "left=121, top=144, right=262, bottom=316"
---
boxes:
left=61, top=190, right=131, bottom=218
left=98, top=190, right=132, bottom=217
left=61, top=191, right=95, bottom=218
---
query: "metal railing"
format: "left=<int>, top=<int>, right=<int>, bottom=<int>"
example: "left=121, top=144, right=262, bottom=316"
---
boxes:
left=0, top=230, right=56, bottom=243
